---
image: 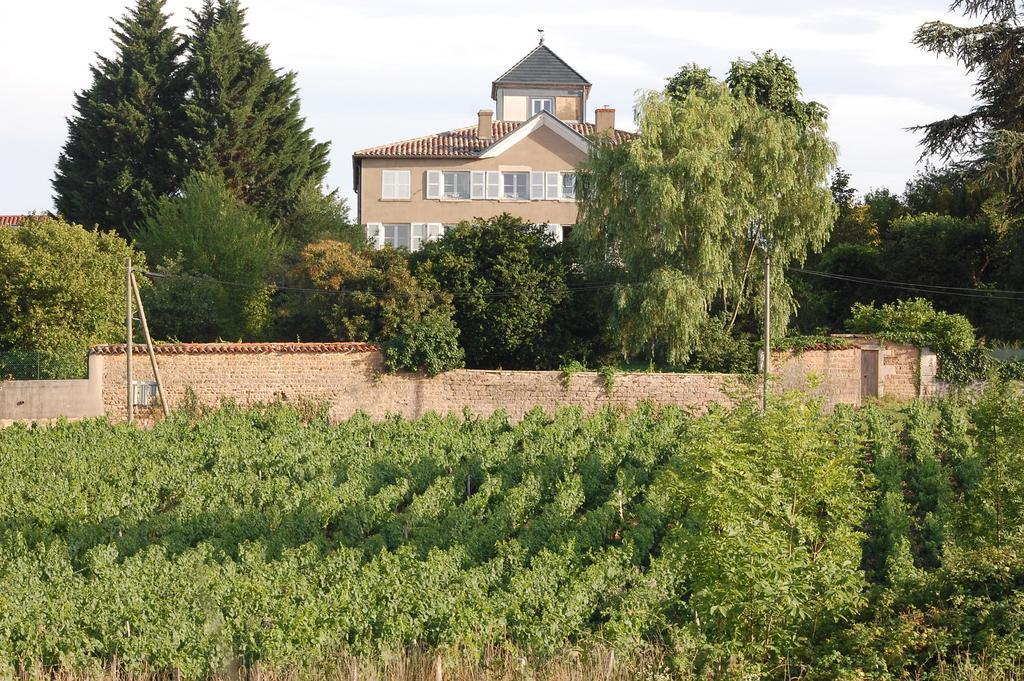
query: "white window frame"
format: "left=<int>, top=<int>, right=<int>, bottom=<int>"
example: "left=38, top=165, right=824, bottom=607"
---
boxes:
left=442, top=171, right=471, bottom=200
left=530, top=171, right=545, bottom=200
left=383, top=223, right=412, bottom=250
left=545, top=172, right=560, bottom=200
left=531, top=97, right=554, bottom=115
left=471, top=171, right=486, bottom=199
left=426, top=223, right=444, bottom=243
left=411, top=223, right=428, bottom=251
left=560, top=172, right=576, bottom=201
left=382, top=170, right=411, bottom=200
left=366, top=223, right=384, bottom=249
left=502, top=171, right=530, bottom=201
left=426, top=170, right=442, bottom=199
left=486, top=171, right=500, bottom=199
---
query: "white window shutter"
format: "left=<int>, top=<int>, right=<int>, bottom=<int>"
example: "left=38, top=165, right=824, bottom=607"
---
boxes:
left=381, top=171, right=394, bottom=200
left=470, top=171, right=485, bottom=199
left=397, top=170, right=411, bottom=199
left=530, top=172, right=544, bottom=200
left=426, top=223, right=443, bottom=242
left=367, top=223, right=384, bottom=249
left=545, top=223, right=563, bottom=243
left=545, top=172, right=560, bottom=200
left=486, top=171, right=500, bottom=199
left=410, top=223, right=427, bottom=251
left=426, top=170, right=442, bottom=199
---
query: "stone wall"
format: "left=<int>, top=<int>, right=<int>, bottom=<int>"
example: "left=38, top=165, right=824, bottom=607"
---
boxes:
left=770, top=336, right=936, bottom=410
left=92, top=343, right=750, bottom=424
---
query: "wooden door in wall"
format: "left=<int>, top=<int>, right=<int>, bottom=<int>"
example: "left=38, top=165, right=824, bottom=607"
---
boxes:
left=861, top=350, right=879, bottom=400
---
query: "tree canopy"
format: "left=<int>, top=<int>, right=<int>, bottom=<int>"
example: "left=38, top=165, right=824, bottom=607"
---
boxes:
left=53, top=0, right=188, bottom=237
left=575, top=75, right=836, bottom=364
left=183, top=0, right=330, bottom=221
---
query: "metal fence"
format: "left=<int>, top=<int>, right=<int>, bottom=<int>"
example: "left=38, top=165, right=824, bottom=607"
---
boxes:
left=0, top=350, right=88, bottom=381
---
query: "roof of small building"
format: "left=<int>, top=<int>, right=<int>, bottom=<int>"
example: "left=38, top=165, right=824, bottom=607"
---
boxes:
left=493, top=44, right=591, bottom=87
left=89, top=342, right=381, bottom=356
left=0, top=215, right=39, bottom=226
left=353, top=118, right=633, bottom=159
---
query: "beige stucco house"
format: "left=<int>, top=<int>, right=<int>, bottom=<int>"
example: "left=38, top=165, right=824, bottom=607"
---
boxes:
left=352, top=41, right=632, bottom=250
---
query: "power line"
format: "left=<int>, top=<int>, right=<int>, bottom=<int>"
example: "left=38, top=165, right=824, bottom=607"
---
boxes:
left=141, top=265, right=1024, bottom=304
left=787, top=267, right=1024, bottom=301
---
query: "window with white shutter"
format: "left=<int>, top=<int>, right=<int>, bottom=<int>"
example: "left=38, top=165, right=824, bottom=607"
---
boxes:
left=503, top=172, right=530, bottom=200
left=381, top=170, right=410, bottom=200
left=530, top=172, right=544, bottom=200
left=426, top=223, right=444, bottom=243
left=486, top=171, right=500, bottom=199
left=366, top=223, right=384, bottom=249
left=411, top=223, right=427, bottom=251
left=470, top=172, right=485, bottom=199
left=544, top=223, right=563, bottom=243
left=426, top=171, right=442, bottom=199
left=561, top=172, right=576, bottom=201
left=545, top=172, right=560, bottom=200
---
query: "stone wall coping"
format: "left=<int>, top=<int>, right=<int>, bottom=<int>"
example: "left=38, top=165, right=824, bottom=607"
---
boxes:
left=89, top=342, right=381, bottom=356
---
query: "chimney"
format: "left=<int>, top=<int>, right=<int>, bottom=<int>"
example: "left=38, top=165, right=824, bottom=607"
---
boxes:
left=478, top=109, right=494, bottom=140
left=595, top=107, right=615, bottom=135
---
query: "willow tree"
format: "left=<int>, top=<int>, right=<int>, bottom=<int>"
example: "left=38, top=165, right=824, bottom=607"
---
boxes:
left=575, top=84, right=836, bottom=364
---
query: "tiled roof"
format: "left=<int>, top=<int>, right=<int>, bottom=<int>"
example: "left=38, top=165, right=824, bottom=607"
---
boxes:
left=494, top=44, right=590, bottom=86
left=0, top=215, right=36, bottom=226
left=354, top=120, right=633, bottom=158
left=89, top=342, right=381, bottom=356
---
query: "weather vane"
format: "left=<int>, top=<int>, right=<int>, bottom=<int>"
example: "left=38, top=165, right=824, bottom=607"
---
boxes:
left=537, top=28, right=545, bottom=45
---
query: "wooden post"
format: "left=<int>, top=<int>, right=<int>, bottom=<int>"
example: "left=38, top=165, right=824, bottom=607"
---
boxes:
left=434, top=655, right=443, bottom=681
left=762, top=251, right=771, bottom=413
left=130, top=271, right=170, bottom=417
left=126, top=257, right=134, bottom=423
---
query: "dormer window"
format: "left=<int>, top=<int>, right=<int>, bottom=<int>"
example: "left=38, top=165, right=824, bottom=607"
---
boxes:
left=531, top=97, right=553, bottom=115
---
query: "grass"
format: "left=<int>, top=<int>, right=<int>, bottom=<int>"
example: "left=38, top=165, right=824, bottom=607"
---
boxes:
left=12, top=648, right=669, bottom=681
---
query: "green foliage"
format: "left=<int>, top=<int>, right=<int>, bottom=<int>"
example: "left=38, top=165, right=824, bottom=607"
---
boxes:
left=279, top=182, right=361, bottom=250
left=289, top=241, right=459, bottom=367
left=846, top=298, right=976, bottom=357
left=597, top=365, right=616, bottom=396
left=383, top=308, right=465, bottom=376
left=773, top=334, right=851, bottom=352
left=684, top=315, right=758, bottom=373
left=2, top=390, right=1024, bottom=677
left=914, top=1, right=1024, bottom=215
left=137, top=172, right=284, bottom=340
left=725, top=50, right=828, bottom=127
left=414, top=215, right=570, bottom=369
left=0, top=217, right=140, bottom=362
left=576, top=79, right=836, bottom=365
left=182, top=0, right=330, bottom=222
left=53, top=0, right=188, bottom=238
left=656, top=397, right=867, bottom=675
left=558, top=359, right=586, bottom=390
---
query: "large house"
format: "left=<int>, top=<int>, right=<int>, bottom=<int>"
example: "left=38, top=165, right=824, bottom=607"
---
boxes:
left=352, top=40, right=633, bottom=251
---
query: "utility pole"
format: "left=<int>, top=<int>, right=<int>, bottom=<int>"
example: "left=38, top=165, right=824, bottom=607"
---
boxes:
left=130, top=271, right=170, bottom=418
left=126, top=256, right=134, bottom=423
left=762, top=251, right=771, bottom=413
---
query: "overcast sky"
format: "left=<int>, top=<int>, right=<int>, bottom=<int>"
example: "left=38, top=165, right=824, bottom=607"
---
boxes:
left=0, top=0, right=976, bottom=216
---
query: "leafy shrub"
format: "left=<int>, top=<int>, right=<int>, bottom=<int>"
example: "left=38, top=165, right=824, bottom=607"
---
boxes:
left=683, top=316, right=758, bottom=373
left=847, top=298, right=981, bottom=383
left=383, top=307, right=465, bottom=376
left=414, top=215, right=569, bottom=369
left=847, top=298, right=976, bottom=356
left=0, top=216, right=141, bottom=362
left=137, top=172, right=284, bottom=340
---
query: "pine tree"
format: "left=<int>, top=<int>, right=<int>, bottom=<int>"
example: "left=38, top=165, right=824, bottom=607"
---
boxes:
left=182, top=0, right=330, bottom=222
left=53, top=0, right=187, bottom=238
